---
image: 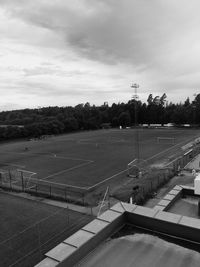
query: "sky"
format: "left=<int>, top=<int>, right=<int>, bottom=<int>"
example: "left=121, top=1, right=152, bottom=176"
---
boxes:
left=0, top=0, right=200, bottom=111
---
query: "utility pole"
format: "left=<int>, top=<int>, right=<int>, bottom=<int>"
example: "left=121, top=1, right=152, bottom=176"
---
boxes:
left=131, top=83, right=140, bottom=163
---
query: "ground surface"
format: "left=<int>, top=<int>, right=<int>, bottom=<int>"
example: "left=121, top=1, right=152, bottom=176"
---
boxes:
left=0, top=191, right=92, bottom=267
left=1, top=128, right=200, bottom=191
left=78, top=233, right=200, bottom=267
left=169, top=195, right=200, bottom=219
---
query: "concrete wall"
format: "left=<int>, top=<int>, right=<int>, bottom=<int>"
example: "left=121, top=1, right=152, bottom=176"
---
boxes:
left=36, top=189, right=200, bottom=267
left=58, top=212, right=125, bottom=267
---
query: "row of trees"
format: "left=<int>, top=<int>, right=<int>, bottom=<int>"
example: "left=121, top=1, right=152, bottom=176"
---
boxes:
left=0, top=94, right=200, bottom=140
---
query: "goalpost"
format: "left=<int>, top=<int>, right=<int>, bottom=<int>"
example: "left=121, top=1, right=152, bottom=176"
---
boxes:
left=157, top=137, right=175, bottom=145
left=17, top=169, right=37, bottom=190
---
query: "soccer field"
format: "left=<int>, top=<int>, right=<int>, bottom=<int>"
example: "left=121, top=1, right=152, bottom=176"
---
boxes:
left=0, top=192, right=92, bottom=267
left=0, top=128, right=200, bottom=191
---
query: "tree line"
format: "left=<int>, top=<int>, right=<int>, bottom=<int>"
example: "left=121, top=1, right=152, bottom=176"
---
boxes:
left=0, top=93, right=200, bottom=141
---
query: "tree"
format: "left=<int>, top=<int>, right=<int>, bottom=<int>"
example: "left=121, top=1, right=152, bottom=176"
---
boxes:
left=119, top=112, right=131, bottom=127
left=147, top=94, right=153, bottom=105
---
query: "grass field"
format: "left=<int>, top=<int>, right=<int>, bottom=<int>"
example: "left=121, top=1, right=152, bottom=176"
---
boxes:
left=1, top=128, right=200, bottom=192
left=0, top=191, right=92, bottom=267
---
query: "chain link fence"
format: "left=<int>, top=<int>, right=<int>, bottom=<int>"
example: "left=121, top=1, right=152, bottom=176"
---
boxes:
left=0, top=169, right=87, bottom=206
left=0, top=207, right=92, bottom=267
left=112, top=144, right=200, bottom=204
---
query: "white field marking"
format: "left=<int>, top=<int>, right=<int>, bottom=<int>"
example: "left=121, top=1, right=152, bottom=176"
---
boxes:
left=78, top=139, right=126, bottom=145
left=3, top=150, right=93, bottom=163
left=41, top=161, right=93, bottom=181
left=37, top=178, right=89, bottom=190
left=166, top=157, right=181, bottom=167
left=17, top=169, right=36, bottom=176
left=1, top=150, right=93, bottom=164
left=88, top=136, right=200, bottom=190
left=2, top=151, right=28, bottom=155
left=50, top=154, right=93, bottom=163
left=88, top=169, right=128, bottom=190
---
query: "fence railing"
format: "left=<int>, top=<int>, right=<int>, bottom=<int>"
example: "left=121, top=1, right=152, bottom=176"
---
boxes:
left=0, top=171, right=87, bottom=206
left=0, top=208, right=91, bottom=267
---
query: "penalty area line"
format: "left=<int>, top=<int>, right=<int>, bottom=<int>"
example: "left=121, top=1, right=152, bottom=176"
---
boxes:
left=37, top=178, right=89, bottom=190
left=88, top=169, right=127, bottom=190
left=41, top=161, right=93, bottom=181
left=50, top=154, right=93, bottom=163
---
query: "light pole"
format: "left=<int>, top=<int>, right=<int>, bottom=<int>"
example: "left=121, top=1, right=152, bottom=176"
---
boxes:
left=131, top=83, right=140, bottom=163
left=193, top=94, right=197, bottom=126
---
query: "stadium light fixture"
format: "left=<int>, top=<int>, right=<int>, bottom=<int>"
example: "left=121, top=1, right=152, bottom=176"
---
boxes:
left=131, top=83, right=140, bottom=166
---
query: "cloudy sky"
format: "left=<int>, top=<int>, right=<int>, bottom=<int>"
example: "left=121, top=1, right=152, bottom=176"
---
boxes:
left=0, top=0, right=200, bottom=111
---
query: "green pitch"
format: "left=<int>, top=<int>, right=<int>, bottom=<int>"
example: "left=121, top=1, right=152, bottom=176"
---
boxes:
left=0, top=128, right=200, bottom=190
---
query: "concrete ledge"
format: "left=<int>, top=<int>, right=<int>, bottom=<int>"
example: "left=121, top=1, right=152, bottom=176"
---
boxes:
left=164, top=194, right=175, bottom=201
left=132, top=206, right=158, bottom=218
left=82, top=219, right=109, bottom=234
left=155, top=185, right=182, bottom=211
left=168, top=189, right=180, bottom=196
left=58, top=210, right=125, bottom=267
left=157, top=199, right=171, bottom=207
left=45, top=243, right=76, bottom=262
left=63, top=230, right=94, bottom=248
left=173, top=185, right=182, bottom=191
left=35, top=257, right=59, bottom=267
left=179, top=216, right=200, bottom=229
left=155, top=211, right=181, bottom=223
left=119, top=202, right=137, bottom=212
left=110, top=202, right=126, bottom=213
left=98, top=209, right=122, bottom=222
left=154, top=205, right=166, bottom=211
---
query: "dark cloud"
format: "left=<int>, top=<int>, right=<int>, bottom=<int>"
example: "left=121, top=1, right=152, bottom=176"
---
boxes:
left=0, top=0, right=187, bottom=66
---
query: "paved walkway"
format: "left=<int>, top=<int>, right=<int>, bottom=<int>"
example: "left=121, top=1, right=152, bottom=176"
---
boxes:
left=185, top=154, right=200, bottom=171
left=3, top=190, right=118, bottom=216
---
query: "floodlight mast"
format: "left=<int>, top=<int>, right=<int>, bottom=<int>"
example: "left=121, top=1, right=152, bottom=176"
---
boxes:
left=131, top=83, right=140, bottom=164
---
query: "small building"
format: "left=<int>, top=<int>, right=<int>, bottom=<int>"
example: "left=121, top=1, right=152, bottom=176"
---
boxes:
left=194, top=173, right=200, bottom=195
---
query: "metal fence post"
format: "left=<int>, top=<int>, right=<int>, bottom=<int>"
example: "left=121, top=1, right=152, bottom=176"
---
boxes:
left=65, top=187, right=67, bottom=202
left=20, top=171, right=24, bottom=192
left=82, top=193, right=85, bottom=206
left=49, top=185, right=51, bottom=197
left=9, top=170, right=12, bottom=190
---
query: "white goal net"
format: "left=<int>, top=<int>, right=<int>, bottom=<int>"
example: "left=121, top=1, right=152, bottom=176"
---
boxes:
left=17, top=169, right=37, bottom=189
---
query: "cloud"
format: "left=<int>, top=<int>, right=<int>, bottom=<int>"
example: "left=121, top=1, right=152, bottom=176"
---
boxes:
left=2, top=0, right=200, bottom=67
left=0, top=0, right=200, bottom=110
